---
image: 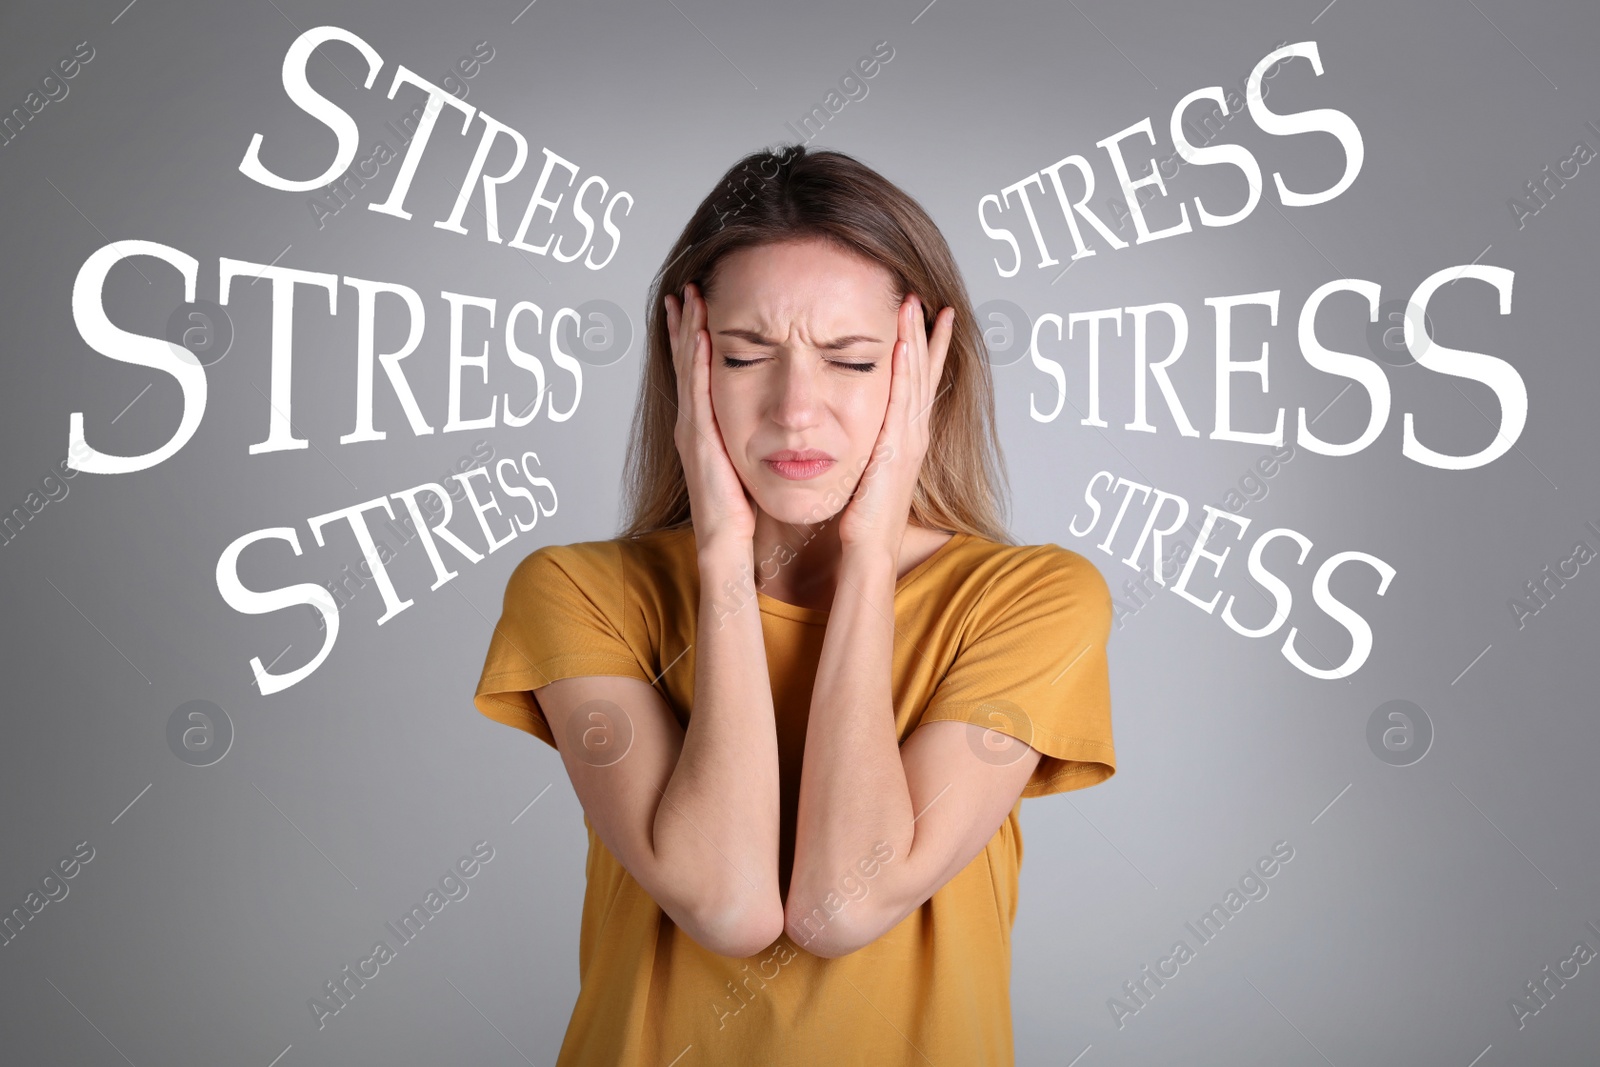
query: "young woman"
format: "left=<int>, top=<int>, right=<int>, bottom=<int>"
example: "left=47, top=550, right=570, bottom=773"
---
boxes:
left=473, top=145, right=1116, bottom=1065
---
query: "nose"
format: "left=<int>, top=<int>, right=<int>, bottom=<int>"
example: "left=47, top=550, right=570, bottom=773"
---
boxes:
left=769, top=355, right=821, bottom=430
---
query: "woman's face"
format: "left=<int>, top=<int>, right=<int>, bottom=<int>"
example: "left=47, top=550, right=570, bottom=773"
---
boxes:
left=703, top=238, right=902, bottom=526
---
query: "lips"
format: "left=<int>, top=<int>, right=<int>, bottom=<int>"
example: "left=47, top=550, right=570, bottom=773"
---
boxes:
left=761, top=448, right=835, bottom=480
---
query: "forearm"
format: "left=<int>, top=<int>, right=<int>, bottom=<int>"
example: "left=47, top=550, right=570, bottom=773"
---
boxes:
left=652, top=541, right=784, bottom=948
left=785, top=545, right=916, bottom=952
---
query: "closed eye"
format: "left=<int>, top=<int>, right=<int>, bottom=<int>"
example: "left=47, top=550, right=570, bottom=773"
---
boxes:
left=719, top=356, right=879, bottom=372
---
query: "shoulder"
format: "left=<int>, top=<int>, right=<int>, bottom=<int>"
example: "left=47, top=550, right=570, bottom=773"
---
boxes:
left=945, top=537, right=1113, bottom=636
left=505, top=526, right=695, bottom=597
left=506, top=537, right=618, bottom=585
left=615, top=524, right=697, bottom=580
left=955, top=536, right=1110, bottom=606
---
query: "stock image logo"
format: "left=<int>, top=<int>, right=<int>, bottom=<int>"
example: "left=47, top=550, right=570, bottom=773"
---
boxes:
left=560, top=698, right=635, bottom=767
left=1365, top=298, right=1435, bottom=368
left=166, top=700, right=234, bottom=767
left=973, top=299, right=1033, bottom=368
left=1366, top=699, right=1431, bottom=767
left=964, top=699, right=1035, bottom=767
left=164, top=299, right=234, bottom=367
left=562, top=299, right=634, bottom=368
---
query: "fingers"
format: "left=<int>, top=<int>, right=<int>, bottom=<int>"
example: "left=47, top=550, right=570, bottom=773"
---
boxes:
left=694, top=323, right=712, bottom=424
left=898, top=294, right=954, bottom=432
left=915, top=294, right=928, bottom=398
left=667, top=283, right=708, bottom=421
left=664, top=291, right=682, bottom=405
left=665, top=283, right=704, bottom=356
left=686, top=285, right=708, bottom=427
left=896, top=296, right=916, bottom=393
left=928, top=304, right=954, bottom=392
left=900, top=294, right=929, bottom=419
left=674, top=285, right=718, bottom=452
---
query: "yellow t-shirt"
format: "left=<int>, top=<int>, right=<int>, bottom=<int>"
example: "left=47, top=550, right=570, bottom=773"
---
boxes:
left=473, top=524, right=1115, bottom=1066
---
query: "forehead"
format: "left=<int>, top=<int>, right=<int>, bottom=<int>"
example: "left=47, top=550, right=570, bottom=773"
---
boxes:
left=709, top=238, right=899, bottom=321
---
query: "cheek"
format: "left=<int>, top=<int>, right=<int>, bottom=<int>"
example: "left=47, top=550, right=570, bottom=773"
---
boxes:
left=839, top=378, right=892, bottom=441
left=708, top=375, right=756, bottom=449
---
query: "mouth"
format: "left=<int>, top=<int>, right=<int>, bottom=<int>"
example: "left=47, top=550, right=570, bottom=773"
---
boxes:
left=762, top=449, right=835, bottom=481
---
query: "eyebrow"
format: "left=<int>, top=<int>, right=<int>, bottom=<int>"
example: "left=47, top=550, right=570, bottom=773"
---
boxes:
left=715, top=328, right=883, bottom=350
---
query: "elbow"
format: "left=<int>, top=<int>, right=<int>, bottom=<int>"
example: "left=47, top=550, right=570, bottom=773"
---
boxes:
left=784, top=866, right=913, bottom=958
left=688, top=894, right=787, bottom=958
left=644, top=850, right=784, bottom=957
left=782, top=902, right=879, bottom=959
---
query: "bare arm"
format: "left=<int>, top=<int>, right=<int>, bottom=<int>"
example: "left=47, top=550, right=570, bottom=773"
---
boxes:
left=785, top=294, right=1039, bottom=957
left=658, top=539, right=784, bottom=952
left=533, top=542, right=782, bottom=958
left=782, top=548, right=1039, bottom=958
left=530, top=280, right=785, bottom=959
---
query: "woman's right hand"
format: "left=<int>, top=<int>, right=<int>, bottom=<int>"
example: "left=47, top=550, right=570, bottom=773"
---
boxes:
left=665, top=282, right=757, bottom=553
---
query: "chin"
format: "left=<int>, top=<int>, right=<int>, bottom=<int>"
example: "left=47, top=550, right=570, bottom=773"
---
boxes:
left=756, top=493, right=845, bottom=527
left=748, top=478, right=854, bottom=527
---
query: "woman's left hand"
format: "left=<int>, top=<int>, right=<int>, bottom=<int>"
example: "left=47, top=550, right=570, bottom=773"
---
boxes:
left=837, top=293, right=955, bottom=556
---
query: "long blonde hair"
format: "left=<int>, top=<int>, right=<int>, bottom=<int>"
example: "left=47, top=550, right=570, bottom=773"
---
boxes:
left=618, top=145, right=1014, bottom=546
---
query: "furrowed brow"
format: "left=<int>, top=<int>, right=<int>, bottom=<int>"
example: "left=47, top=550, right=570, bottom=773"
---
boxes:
left=716, top=328, right=883, bottom=350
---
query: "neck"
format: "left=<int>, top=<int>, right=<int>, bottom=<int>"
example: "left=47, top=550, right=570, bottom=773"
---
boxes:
left=750, top=507, right=844, bottom=606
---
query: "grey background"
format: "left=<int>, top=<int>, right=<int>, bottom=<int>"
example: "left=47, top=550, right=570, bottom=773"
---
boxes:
left=2, top=0, right=1597, bottom=1063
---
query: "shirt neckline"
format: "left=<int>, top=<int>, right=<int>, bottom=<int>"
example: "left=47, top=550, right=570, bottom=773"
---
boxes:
left=754, top=531, right=969, bottom=625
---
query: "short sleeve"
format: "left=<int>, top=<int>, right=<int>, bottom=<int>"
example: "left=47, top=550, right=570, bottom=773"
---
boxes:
left=916, top=545, right=1115, bottom=798
left=472, top=541, right=653, bottom=749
